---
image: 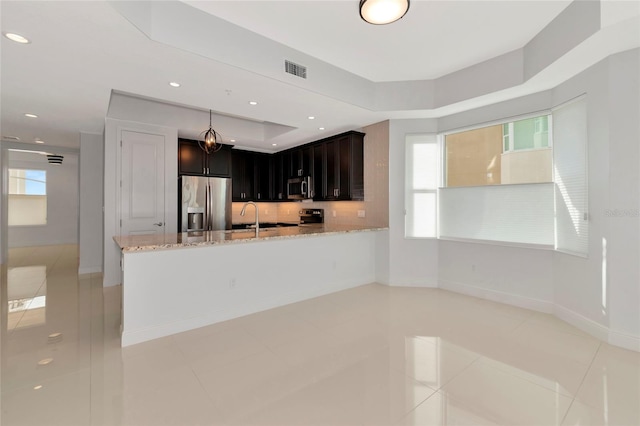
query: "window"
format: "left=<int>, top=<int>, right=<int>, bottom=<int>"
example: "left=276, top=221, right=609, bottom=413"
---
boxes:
left=405, top=134, right=438, bottom=238
left=407, top=106, right=588, bottom=254
left=444, top=115, right=552, bottom=187
left=8, top=169, right=47, bottom=226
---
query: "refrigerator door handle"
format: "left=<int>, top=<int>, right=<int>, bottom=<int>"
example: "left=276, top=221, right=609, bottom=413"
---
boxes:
left=204, top=182, right=209, bottom=231
left=208, top=183, right=213, bottom=230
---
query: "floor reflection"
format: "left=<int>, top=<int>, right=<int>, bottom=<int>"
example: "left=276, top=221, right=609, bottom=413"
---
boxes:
left=1, top=245, right=639, bottom=426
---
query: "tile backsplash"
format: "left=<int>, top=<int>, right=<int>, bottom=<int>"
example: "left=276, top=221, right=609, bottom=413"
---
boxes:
left=231, top=120, right=389, bottom=228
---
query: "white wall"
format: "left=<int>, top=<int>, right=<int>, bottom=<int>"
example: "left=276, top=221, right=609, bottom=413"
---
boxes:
left=103, top=118, right=178, bottom=287
left=8, top=151, right=79, bottom=248
left=387, top=119, right=439, bottom=287
left=79, top=132, right=104, bottom=274
left=121, top=231, right=379, bottom=346
left=388, top=49, right=639, bottom=351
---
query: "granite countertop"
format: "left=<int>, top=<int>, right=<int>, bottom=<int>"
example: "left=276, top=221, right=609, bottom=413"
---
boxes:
left=114, top=224, right=387, bottom=253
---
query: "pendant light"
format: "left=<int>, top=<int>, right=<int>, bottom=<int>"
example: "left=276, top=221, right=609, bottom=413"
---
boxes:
left=199, top=109, right=222, bottom=154
left=359, top=0, right=410, bottom=25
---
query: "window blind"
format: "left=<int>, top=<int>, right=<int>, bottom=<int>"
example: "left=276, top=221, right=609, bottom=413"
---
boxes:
left=439, top=183, right=555, bottom=246
left=553, top=96, right=589, bottom=256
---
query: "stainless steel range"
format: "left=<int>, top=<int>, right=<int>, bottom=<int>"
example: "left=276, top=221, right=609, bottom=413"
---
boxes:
left=299, top=208, right=324, bottom=226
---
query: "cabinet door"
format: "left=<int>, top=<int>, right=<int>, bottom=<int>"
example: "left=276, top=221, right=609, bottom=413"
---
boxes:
left=312, top=143, right=325, bottom=200
left=325, top=139, right=339, bottom=200
left=206, top=146, right=231, bottom=177
left=337, top=135, right=352, bottom=200
left=302, top=146, right=313, bottom=176
left=231, top=150, right=253, bottom=201
left=348, top=134, right=364, bottom=200
left=178, top=139, right=205, bottom=175
left=254, top=153, right=272, bottom=201
left=273, top=153, right=286, bottom=200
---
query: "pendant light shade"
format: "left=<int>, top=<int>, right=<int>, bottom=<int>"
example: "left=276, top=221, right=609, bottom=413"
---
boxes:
left=359, top=0, right=410, bottom=25
left=199, top=109, right=223, bottom=154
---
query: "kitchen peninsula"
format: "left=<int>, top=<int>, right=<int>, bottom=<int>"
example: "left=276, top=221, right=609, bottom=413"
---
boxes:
left=114, top=225, right=387, bottom=347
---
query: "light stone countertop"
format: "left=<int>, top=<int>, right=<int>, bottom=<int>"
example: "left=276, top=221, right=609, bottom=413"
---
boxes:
left=114, top=224, right=388, bottom=253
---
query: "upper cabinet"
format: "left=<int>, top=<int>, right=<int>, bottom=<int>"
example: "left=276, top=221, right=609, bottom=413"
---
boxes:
left=179, top=131, right=364, bottom=202
left=231, top=150, right=273, bottom=202
left=316, top=131, right=364, bottom=201
left=178, top=138, right=231, bottom=177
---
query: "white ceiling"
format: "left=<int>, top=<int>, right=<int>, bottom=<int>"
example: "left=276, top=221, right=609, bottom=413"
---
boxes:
left=185, top=0, right=571, bottom=81
left=0, top=1, right=637, bottom=152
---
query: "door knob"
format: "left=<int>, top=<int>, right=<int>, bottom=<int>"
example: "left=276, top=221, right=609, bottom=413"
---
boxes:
left=153, top=222, right=163, bottom=227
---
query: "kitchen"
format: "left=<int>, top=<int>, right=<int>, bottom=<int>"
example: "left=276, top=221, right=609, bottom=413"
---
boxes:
left=110, top=104, right=389, bottom=346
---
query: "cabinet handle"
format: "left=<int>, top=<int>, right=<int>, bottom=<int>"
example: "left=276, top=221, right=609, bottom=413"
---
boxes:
left=258, top=193, right=261, bottom=200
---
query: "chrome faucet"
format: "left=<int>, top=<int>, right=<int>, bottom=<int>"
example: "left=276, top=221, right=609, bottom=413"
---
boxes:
left=240, top=201, right=259, bottom=233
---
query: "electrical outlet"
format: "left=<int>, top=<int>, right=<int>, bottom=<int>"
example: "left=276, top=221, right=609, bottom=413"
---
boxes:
left=265, top=209, right=269, bottom=215
left=332, top=210, right=337, bottom=217
left=357, top=210, right=366, bottom=218
left=230, top=278, right=237, bottom=289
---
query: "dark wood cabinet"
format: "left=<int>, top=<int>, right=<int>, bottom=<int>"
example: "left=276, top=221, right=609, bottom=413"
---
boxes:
left=273, top=153, right=287, bottom=201
left=315, top=131, right=364, bottom=201
left=289, top=146, right=313, bottom=178
left=253, top=153, right=272, bottom=201
left=178, top=138, right=231, bottom=177
left=231, top=150, right=254, bottom=201
left=312, top=143, right=325, bottom=199
left=231, top=150, right=274, bottom=201
left=182, top=131, right=364, bottom=203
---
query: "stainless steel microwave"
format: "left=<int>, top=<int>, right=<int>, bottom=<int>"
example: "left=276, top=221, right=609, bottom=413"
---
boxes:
left=287, top=176, right=313, bottom=200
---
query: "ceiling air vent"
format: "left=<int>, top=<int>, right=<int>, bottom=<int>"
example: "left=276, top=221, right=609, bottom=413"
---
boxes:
left=47, top=154, right=64, bottom=165
left=285, top=60, right=307, bottom=79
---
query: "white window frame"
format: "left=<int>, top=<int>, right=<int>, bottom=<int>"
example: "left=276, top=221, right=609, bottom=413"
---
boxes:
left=405, top=134, right=439, bottom=239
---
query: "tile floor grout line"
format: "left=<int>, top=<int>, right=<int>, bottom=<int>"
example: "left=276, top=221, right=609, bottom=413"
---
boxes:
left=559, top=341, right=603, bottom=425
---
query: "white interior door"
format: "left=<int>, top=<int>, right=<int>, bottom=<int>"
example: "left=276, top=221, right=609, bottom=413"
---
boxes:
left=120, top=130, right=165, bottom=236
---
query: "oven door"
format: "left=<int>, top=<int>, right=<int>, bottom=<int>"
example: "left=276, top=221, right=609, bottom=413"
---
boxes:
left=287, top=177, right=310, bottom=200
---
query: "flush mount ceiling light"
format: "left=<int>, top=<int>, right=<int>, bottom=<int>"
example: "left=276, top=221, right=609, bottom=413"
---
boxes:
left=24, top=113, right=38, bottom=118
left=47, top=154, right=64, bottom=165
left=359, top=0, right=410, bottom=25
left=3, top=32, right=30, bottom=44
left=248, top=101, right=258, bottom=106
left=169, top=81, right=181, bottom=87
left=199, top=109, right=222, bottom=154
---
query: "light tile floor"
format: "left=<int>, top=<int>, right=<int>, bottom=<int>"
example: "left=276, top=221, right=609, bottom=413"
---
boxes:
left=1, top=245, right=639, bottom=425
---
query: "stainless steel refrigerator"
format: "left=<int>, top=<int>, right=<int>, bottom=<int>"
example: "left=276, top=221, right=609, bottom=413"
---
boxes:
left=180, top=176, right=232, bottom=232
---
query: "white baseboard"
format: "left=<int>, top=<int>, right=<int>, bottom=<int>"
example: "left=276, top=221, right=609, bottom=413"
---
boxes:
left=439, top=279, right=554, bottom=313
left=553, top=304, right=609, bottom=342
left=78, top=266, right=102, bottom=275
left=608, top=329, right=640, bottom=352
left=122, top=277, right=374, bottom=347
left=436, top=280, right=640, bottom=353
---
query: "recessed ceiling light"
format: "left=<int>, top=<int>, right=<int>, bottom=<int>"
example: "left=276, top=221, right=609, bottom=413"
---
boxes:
left=169, top=81, right=181, bottom=88
left=24, top=113, right=38, bottom=118
left=248, top=101, right=258, bottom=106
left=3, top=32, right=30, bottom=44
left=319, top=127, right=325, bottom=130
left=272, top=143, right=277, bottom=147
left=35, top=139, right=44, bottom=144
left=230, top=139, right=236, bottom=142
left=33, top=385, right=43, bottom=390
left=308, top=116, right=315, bottom=120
